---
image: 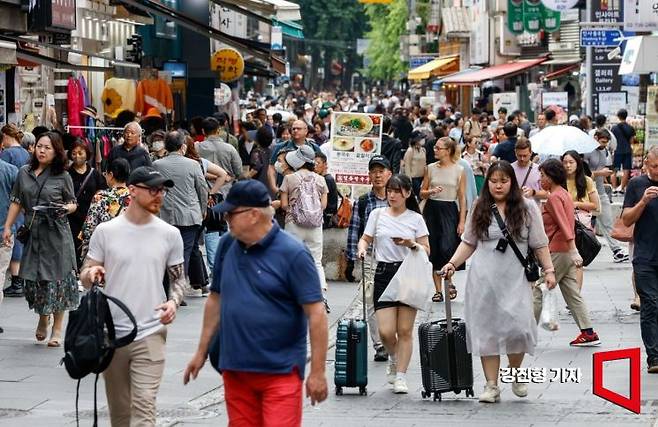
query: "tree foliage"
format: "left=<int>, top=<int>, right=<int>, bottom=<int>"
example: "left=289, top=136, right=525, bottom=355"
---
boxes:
left=364, top=0, right=408, bottom=81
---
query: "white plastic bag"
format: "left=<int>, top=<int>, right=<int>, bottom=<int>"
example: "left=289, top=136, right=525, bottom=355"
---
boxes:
left=379, top=249, right=435, bottom=312
left=539, top=283, right=560, bottom=331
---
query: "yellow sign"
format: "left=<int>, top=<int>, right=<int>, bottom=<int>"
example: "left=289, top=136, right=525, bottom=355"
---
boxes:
left=211, top=48, right=245, bottom=82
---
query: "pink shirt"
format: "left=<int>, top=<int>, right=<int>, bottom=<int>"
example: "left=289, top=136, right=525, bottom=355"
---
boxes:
left=542, top=187, right=576, bottom=253
left=511, top=161, right=542, bottom=192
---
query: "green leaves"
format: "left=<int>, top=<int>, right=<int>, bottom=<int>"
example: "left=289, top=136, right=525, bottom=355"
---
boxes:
left=364, top=0, right=408, bottom=81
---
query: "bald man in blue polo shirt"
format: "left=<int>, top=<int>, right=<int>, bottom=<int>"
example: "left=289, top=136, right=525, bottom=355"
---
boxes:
left=183, top=179, right=328, bottom=426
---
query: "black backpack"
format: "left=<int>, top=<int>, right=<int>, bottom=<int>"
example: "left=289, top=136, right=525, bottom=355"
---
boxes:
left=62, top=282, right=137, bottom=426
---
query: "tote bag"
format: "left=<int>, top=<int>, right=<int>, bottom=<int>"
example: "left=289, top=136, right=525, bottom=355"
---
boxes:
left=379, top=248, right=434, bottom=312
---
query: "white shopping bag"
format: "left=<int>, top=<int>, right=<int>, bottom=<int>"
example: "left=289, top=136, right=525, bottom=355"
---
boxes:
left=539, top=283, right=560, bottom=331
left=379, top=249, right=435, bottom=312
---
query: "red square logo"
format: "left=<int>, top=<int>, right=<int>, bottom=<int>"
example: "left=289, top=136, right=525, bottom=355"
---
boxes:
left=592, top=347, right=641, bottom=414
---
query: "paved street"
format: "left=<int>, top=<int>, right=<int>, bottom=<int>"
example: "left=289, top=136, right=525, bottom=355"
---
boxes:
left=1, top=243, right=657, bottom=426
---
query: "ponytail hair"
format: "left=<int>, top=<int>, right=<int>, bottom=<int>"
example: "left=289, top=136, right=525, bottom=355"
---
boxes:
left=385, top=174, right=421, bottom=213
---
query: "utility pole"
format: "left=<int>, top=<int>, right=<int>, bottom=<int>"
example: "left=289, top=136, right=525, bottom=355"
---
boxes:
left=585, top=0, right=593, bottom=116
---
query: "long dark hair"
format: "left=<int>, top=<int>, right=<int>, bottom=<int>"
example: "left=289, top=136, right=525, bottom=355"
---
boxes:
left=562, top=150, right=587, bottom=200
left=470, top=161, right=527, bottom=240
left=30, top=131, right=68, bottom=175
left=386, top=174, right=420, bottom=213
left=539, top=158, right=567, bottom=190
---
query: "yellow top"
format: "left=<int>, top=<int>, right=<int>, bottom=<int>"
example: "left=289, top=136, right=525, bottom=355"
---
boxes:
left=566, top=176, right=596, bottom=203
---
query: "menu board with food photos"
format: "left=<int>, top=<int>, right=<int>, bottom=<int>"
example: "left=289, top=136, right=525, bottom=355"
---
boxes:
left=328, top=112, right=383, bottom=197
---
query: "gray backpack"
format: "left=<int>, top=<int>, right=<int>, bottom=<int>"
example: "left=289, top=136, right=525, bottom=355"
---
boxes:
left=290, top=173, right=323, bottom=228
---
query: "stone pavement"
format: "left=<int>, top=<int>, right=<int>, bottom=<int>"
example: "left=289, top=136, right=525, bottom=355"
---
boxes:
left=0, top=244, right=657, bottom=426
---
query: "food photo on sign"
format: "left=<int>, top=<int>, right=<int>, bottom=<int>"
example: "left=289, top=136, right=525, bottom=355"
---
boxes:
left=328, top=112, right=383, bottom=199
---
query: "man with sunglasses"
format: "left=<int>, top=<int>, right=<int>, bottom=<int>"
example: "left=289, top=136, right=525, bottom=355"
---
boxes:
left=183, top=180, right=328, bottom=425
left=268, top=120, right=321, bottom=195
left=80, top=166, right=185, bottom=426
left=105, top=122, right=152, bottom=172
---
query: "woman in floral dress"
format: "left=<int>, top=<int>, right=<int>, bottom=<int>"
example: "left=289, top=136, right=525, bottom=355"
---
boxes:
left=79, top=158, right=131, bottom=261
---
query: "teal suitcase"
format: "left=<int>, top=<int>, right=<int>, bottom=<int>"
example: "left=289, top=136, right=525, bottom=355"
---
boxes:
left=334, top=260, right=368, bottom=396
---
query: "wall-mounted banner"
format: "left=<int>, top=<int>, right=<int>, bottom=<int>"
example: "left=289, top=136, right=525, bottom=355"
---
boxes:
left=541, top=0, right=579, bottom=11
left=623, top=0, right=658, bottom=32
left=542, top=6, right=561, bottom=33
left=508, top=0, right=524, bottom=35
left=524, top=0, right=543, bottom=33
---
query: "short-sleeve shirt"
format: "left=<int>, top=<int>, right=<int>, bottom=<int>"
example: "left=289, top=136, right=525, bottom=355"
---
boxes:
left=0, top=146, right=30, bottom=168
left=623, top=175, right=658, bottom=265
left=280, top=170, right=328, bottom=224
left=611, top=122, right=635, bottom=154
left=87, top=215, right=184, bottom=341
left=106, top=144, right=152, bottom=172
left=492, top=138, right=517, bottom=163
left=511, top=162, right=541, bottom=193
left=584, top=147, right=611, bottom=194
left=566, top=176, right=596, bottom=204
left=210, top=224, right=323, bottom=379
left=363, top=207, right=429, bottom=263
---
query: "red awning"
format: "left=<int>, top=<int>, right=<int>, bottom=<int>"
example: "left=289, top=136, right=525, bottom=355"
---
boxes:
left=441, top=58, right=547, bottom=85
left=543, top=62, right=580, bottom=81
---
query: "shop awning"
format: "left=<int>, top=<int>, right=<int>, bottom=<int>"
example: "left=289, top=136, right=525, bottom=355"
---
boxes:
left=273, top=18, right=304, bottom=39
left=440, top=58, right=547, bottom=85
left=0, top=41, right=17, bottom=65
left=16, top=48, right=113, bottom=72
left=543, top=63, right=580, bottom=81
left=407, top=55, right=459, bottom=80
left=116, top=0, right=285, bottom=69
left=543, top=58, right=581, bottom=65
left=215, top=0, right=301, bottom=21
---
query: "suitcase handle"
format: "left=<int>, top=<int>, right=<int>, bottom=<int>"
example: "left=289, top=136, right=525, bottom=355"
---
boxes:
left=361, top=258, right=367, bottom=324
left=436, top=271, right=454, bottom=334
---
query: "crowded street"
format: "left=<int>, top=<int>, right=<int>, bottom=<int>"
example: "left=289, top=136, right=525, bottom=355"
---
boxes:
left=1, top=0, right=658, bottom=426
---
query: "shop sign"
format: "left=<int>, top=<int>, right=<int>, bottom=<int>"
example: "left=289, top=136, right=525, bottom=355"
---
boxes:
left=623, top=0, right=658, bottom=32
left=645, top=86, right=658, bottom=147
left=328, top=112, right=383, bottom=191
left=271, top=26, right=283, bottom=51
left=29, top=0, right=77, bottom=32
left=523, top=0, right=542, bottom=33
left=0, top=72, right=6, bottom=127
left=541, top=0, right=578, bottom=11
left=580, top=29, right=623, bottom=47
left=493, top=93, right=519, bottom=119
left=598, top=92, right=627, bottom=116
left=214, top=83, right=232, bottom=106
left=52, top=0, right=76, bottom=30
left=541, top=91, right=568, bottom=112
left=211, top=48, right=245, bottom=82
left=508, top=0, right=524, bottom=35
left=541, top=6, right=561, bottom=33
left=590, top=0, right=623, bottom=115
left=470, top=0, right=490, bottom=64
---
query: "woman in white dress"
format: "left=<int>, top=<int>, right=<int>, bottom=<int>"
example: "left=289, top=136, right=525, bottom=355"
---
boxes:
left=440, top=161, right=556, bottom=403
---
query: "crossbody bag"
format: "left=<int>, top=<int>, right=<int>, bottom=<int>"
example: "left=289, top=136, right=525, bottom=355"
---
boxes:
left=16, top=173, right=50, bottom=244
left=491, top=203, right=540, bottom=282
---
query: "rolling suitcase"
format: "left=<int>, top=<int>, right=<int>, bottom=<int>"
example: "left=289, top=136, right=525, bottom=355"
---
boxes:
left=418, top=274, right=474, bottom=401
left=334, top=259, right=368, bottom=396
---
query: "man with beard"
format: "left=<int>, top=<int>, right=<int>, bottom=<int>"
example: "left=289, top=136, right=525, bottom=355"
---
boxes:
left=80, top=166, right=185, bottom=426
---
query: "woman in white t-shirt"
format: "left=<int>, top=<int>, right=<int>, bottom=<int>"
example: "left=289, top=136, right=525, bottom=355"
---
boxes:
left=357, top=174, right=430, bottom=395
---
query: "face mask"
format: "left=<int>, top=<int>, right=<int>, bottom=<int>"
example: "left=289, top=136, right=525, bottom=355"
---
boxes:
left=274, top=161, right=285, bottom=175
left=152, top=141, right=164, bottom=152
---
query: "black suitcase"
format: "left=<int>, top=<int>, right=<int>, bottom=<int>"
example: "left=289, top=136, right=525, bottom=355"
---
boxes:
left=418, top=275, right=474, bottom=401
left=334, top=259, right=368, bottom=396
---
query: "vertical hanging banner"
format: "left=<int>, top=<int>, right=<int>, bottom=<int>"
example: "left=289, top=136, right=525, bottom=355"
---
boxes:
left=523, top=0, right=542, bottom=33
left=508, top=0, right=525, bottom=34
left=541, top=4, right=561, bottom=32
left=623, top=0, right=658, bottom=32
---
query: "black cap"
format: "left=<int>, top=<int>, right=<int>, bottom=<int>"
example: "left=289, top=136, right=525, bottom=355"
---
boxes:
left=368, top=155, right=391, bottom=170
left=127, top=166, right=174, bottom=188
left=409, top=130, right=426, bottom=144
left=215, top=180, right=272, bottom=213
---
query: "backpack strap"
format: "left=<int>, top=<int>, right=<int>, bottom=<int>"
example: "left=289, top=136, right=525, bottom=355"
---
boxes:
left=101, top=290, right=138, bottom=348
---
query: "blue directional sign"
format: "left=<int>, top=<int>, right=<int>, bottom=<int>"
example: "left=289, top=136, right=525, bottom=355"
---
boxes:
left=580, top=29, right=623, bottom=47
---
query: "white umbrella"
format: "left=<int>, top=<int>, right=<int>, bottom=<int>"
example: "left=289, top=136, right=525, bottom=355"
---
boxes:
left=529, top=125, right=599, bottom=156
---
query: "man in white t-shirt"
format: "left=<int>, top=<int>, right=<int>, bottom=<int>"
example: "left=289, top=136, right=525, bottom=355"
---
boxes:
left=80, top=166, right=185, bottom=426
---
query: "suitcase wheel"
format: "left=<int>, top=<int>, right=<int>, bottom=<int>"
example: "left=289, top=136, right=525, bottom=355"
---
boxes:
left=466, top=388, right=474, bottom=398
left=433, top=392, right=441, bottom=402
left=359, top=386, right=367, bottom=396
left=454, top=389, right=461, bottom=395
left=335, top=387, right=343, bottom=396
left=421, top=390, right=428, bottom=399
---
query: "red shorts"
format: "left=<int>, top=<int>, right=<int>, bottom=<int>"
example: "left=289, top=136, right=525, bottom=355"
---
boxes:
left=222, top=368, right=303, bottom=427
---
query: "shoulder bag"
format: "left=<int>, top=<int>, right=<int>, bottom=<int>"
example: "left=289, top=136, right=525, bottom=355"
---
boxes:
left=16, top=173, right=50, bottom=244
left=574, top=214, right=601, bottom=266
left=610, top=208, right=633, bottom=242
left=75, top=168, right=96, bottom=200
left=491, top=203, right=540, bottom=282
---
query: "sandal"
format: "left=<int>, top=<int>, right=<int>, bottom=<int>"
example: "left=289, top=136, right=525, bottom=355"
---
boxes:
left=35, top=317, right=49, bottom=342
left=448, top=284, right=458, bottom=300
left=432, top=292, right=444, bottom=303
left=47, top=328, right=62, bottom=347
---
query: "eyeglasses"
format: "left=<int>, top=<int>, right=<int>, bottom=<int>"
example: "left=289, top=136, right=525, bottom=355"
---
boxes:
left=133, top=185, right=168, bottom=196
left=225, top=208, right=253, bottom=219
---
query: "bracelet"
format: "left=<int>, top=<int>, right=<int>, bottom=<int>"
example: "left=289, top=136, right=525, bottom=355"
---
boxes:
left=447, top=261, right=456, bottom=269
left=544, top=269, right=555, bottom=274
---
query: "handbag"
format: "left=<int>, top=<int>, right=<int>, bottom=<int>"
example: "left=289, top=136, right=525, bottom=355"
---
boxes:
left=574, top=216, right=601, bottom=266
left=379, top=248, right=434, bottom=312
left=610, top=209, right=634, bottom=242
left=203, top=193, right=227, bottom=233
left=491, top=204, right=540, bottom=282
left=16, top=173, right=50, bottom=244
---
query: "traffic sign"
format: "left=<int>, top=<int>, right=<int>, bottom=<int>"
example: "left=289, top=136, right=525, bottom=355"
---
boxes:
left=580, top=29, right=623, bottom=47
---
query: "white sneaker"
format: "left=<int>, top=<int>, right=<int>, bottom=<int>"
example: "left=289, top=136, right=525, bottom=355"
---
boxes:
left=512, top=381, right=528, bottom=398
left=478, top=384, right=501, bottom=403
left=393, top=378, right=408, bottom=394
left=386, top=362, right=397, bottom=384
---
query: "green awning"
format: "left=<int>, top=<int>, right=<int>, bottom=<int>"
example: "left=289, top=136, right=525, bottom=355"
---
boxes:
left=273, top=18, right=304, bottom=39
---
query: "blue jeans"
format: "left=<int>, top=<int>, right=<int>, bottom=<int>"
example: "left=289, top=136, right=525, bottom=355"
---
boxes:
left=205, top=231, right=221, bottom=273
left=634, top=263, right=658, bottom=364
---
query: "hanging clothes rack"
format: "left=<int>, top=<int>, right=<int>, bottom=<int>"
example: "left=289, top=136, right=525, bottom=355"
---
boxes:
left=66, top=125, right=125, bottom=131
left=65, top=125, right=127, bottom=170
